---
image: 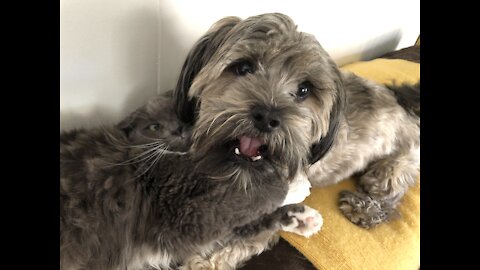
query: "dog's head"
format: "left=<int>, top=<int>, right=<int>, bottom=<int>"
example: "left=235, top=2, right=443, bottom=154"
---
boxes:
left=174, top=13, right=345, bottom=185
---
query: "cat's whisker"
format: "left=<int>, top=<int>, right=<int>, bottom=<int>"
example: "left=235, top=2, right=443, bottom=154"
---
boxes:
left=124, top=135, right=173, bottom=149
left=137, top=132, right=166, bottom=142
left=104, top=142, right=167, bottom=167
left=132, top=145, right=170, bottom=179
left=119, top=141, right=163, bottom=149
left=104, top=127, right=169, bottom=150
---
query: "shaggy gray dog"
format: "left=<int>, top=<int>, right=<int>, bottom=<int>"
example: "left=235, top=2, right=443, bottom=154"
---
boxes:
left=171, top=13, right=420, bottom=269
left=60, top=61, right=322, bottom=269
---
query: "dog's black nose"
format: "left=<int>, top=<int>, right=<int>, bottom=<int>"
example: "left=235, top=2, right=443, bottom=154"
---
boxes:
left=251, top=107, right=281, bottom=132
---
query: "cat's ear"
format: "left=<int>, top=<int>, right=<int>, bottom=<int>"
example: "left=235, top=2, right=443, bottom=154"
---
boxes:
left=173, top=16, right=241, bottom=124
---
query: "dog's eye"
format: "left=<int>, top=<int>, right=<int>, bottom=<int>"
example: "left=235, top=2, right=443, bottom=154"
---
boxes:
left=147, top=123, right=161, bottom=131
left=232, top=61, right=254, bottom=76
left=296, top=81, right=312, bottom=101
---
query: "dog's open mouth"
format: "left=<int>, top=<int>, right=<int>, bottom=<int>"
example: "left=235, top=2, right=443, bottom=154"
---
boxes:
left=232, top=136, right=268, bottom=162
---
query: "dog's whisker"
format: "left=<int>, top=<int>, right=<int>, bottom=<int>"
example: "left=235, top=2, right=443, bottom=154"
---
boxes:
left=206, top=110, right=231, bottom=135
left=209, top=114, right=240, bottom=137
left=228, top=169, right=251, bottom=195
left=210, top=168, right=239, bottom=180
left=226, top=118, right=250, bottom=138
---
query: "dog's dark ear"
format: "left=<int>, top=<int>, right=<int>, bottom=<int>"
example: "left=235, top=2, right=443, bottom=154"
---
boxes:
left=309, top=67, right=346, bottom=164
left=173, top=17, right=241, bottom=124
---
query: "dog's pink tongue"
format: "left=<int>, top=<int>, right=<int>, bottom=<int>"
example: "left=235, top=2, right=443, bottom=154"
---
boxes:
left=239, top=136, right=263, bottom=157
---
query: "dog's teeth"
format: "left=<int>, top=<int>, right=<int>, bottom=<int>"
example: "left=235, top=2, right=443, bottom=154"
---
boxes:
left=234, top=148, right=240, bottom=155
left=251, top=155, right=262, bottom=161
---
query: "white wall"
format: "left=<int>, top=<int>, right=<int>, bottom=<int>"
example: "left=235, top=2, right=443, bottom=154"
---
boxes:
left=60, top=0, right=160, bottom=130
left=61, top=0, right=419, bottom=131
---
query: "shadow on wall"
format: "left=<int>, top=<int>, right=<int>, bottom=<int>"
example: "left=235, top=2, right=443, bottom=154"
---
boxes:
left=117, top=6, right=160, bottom=119
left=336, top=29, right=402, bottom=66
left=61, top=5, right=165, bottom=131
left=156, top=5, right=198, bottom=95
left=60, top=107, right=118, bottom=131
left=120, top=5, right=197, bottom=125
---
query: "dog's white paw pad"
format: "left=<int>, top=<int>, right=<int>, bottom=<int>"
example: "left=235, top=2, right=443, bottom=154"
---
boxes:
left=281, top=205, right=323, bottom=238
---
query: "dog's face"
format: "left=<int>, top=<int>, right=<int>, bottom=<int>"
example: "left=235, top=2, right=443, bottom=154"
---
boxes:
left=174, top=13, right=345, bottom=186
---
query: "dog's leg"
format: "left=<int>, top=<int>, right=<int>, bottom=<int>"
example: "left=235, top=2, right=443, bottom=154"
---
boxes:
left=339, top=147, right=419, bottom=228
left=179, top=204, right=322, bottom=270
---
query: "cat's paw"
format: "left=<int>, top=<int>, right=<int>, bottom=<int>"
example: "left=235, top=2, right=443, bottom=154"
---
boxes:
left=281, top=205, right=323, bottom=237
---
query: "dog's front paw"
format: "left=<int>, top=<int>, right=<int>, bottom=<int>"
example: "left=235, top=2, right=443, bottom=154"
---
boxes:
left=338, top=190, right=398, bottom=229
left=281, top=205, right=323, bottom=237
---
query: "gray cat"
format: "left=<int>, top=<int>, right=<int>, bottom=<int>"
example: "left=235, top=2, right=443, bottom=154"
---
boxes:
left=60, top=90, right=319, bottom=270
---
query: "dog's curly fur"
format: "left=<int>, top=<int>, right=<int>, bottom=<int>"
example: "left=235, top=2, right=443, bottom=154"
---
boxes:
left=170, top=13, right=420, bottom=269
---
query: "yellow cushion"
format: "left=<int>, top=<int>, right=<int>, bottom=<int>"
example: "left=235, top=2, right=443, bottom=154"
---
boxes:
left=341, top=58, right=420, bottom=85
left=280, top=59, right=420, bottom=270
